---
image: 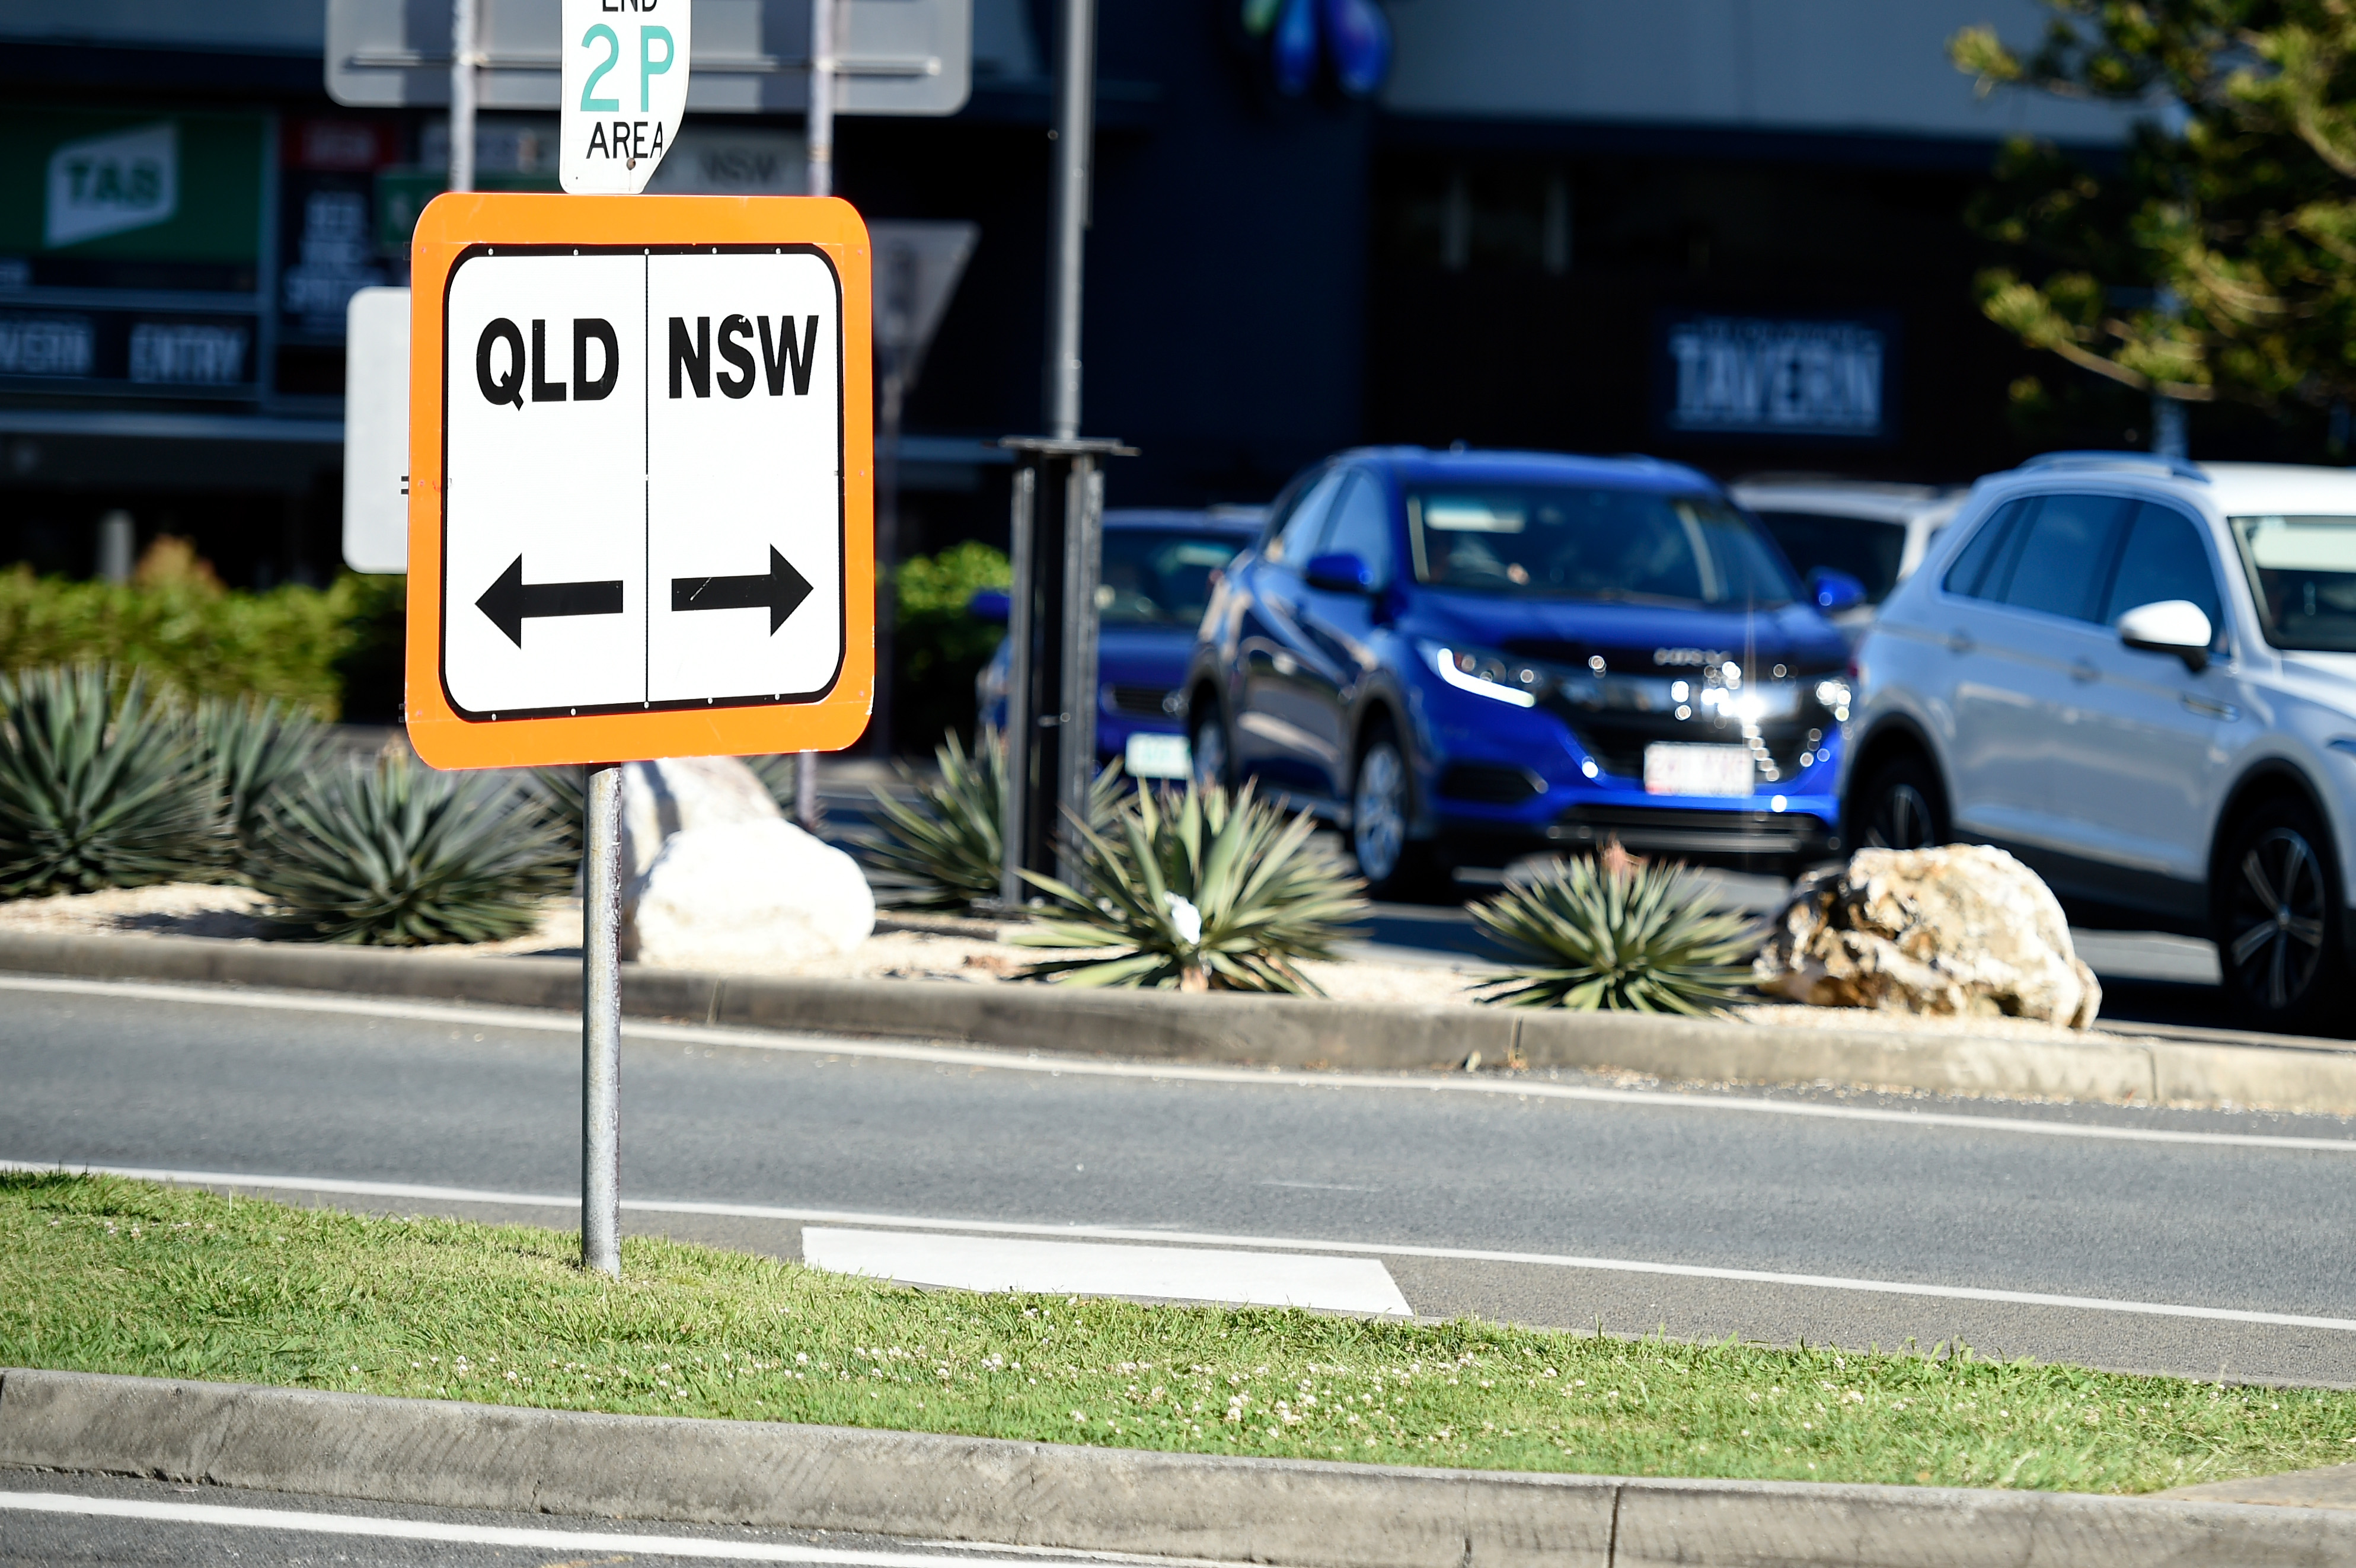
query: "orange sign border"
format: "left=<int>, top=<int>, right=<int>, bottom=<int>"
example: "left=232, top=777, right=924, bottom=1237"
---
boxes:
left=404, top=192, right=874, bottom=770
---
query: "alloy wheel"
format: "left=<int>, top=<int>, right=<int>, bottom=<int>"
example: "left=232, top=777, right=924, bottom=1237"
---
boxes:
left=2226, top=825, right=2329, bottom=1013
left=1866, top=781, right=1935, bottom=851
left=1353, top=740, right=1407, bottom=884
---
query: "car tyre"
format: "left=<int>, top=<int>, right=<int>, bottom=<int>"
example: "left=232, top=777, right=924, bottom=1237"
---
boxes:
left=1854, top=751, right=1949, bottom=851
left=2215, top=795, right=2347, bottom=1032
left=1351, top=720, right=1447, bottom=901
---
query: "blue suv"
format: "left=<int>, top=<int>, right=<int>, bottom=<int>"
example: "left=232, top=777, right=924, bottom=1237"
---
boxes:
left=1183, top=448, right=1861, bottom=895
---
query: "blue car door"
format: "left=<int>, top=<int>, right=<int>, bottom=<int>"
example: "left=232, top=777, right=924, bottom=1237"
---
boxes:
left=1288, top=468, right=1397, bottom=801
left=1234, top=467, right=1346, bottom=796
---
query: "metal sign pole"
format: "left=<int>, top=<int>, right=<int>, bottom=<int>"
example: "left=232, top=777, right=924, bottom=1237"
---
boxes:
left=448, top=0, right=478, bottom=191
left=580, top=760, right=623, bottom=1276
left=794, top=0, right=837, bottom=820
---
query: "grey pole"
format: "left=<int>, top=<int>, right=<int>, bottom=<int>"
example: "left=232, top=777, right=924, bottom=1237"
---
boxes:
left=1044, top=0, right=1096, bottom=440
left=795, top=0, right=838, bottom=817
left=448, top=0, right=478, bottom=193
left=580, top=762, right=624, bottom=1278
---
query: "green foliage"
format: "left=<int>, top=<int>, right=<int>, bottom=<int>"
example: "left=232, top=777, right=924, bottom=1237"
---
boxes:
left=1952, top=2, right=2356, bottom=413
left=528, top=766, right=589, bottom=861
left=0, top=665, right=229, bottom=898
left=0, top=558, right=402, bottom=719
left=248, top=751, right=573, bottom=946
left=891, top=541, right=1009, bottom=752
left=1469, top=854, right=1759, bottom=1014
left=189, top=693, right=329, bottom=868
left=13, top=1171, right=2356, bottom=1491
left=1014, top=779, right=1367, bottom=994
left=860, top=727, right=1008, bottom=909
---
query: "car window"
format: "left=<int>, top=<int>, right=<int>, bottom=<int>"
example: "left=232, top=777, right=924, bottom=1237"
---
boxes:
left=2102, top=503, right=2224, bottom=640
left=1096, top=529, right=1247, bottom=627
left=1750, top=510, right=1907, bottom=602
left=1941, top=499, right=2030, bottom=600
left=1267, top=468, right=1346, bottom=568
left=1994, top=493, right=2135, bottom=622
left=1404, top=484, right=1795, bottom=606
left=2230, top=513, right=2356, bottom=652
left=1317, top=472, right=1395, bottom=587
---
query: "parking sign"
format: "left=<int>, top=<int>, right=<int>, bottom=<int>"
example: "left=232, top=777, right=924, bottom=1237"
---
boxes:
left=404, top=191, right=874, bottom=769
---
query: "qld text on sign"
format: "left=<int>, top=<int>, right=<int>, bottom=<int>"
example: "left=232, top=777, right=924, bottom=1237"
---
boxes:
left=405, top=194, right=874, bottom=770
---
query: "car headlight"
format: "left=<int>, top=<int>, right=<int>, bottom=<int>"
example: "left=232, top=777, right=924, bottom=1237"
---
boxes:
left=1422, top=641, right=1541, bottom=707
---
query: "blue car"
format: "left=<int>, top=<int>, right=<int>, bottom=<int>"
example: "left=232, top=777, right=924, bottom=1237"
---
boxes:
left=976, top=508, right=1265, bottom=777
left=1182, top=448, right=1863, bottom=896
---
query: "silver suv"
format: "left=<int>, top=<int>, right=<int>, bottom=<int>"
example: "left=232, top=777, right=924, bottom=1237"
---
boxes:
left=1843, top=453, right=2356, bottom=1030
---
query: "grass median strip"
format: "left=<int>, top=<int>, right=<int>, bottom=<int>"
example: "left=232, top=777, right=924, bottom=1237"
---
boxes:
left=5, top=1172, right=2352, bottom=1494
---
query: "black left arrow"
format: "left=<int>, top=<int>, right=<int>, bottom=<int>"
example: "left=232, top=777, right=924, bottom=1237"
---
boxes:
left=474, top=556, right=625, bottom=647
left=669, top=545, right=814, bottom=635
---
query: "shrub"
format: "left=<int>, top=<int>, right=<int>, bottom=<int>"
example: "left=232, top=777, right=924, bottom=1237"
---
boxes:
left=1013, top=778, right=1367, bottom=993
left=190, top=693, right=328, bottom=868
left=1467, top=852, right=1759, bottom=1014
left=0, top=665, right=230, bottom=898
left=891, top=541, right=1009, bottom=752
left=0, top=550, right=404, bottom=719
left=858, top=727, right=1008, bottom=909
left=248, top=751, right=574, bottom=945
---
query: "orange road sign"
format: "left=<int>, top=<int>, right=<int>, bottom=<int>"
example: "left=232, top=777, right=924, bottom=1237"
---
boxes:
left=404, top=191, right=873, bottom=769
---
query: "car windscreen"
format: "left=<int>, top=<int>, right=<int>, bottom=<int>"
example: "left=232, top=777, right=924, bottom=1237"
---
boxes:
left=1749, top=509, right=1907, bottom=602
left=2232, top=513, right=2356, bottom=652
left=1405, top=484, right=1798, bottom=607
left=1097, top=530, right=1247, bottom=627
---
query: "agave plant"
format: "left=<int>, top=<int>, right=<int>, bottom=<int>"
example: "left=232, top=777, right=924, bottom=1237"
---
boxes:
left=248, top=751, right=574, bottom=945
left=526, top=765, right=588, bottom=861
left=1467, top=853, right=1760, bottom=1014
left=857, top=729, right=1131, bottom=910
left=189, top=692, right=327, bottom=867
left=1013, top=778, right=1367, bottom=994
left=0, top=665, right=229, bottom=898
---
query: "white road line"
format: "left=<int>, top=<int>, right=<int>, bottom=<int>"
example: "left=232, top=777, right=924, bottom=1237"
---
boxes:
left=12, top=1160, right=2355, bottom=1336
left=0, top=1490, right=1231, bottom=1566
left=5, top=972, right=2352, bottom=1155
left=802, top=1227, right=1413, bottom=1316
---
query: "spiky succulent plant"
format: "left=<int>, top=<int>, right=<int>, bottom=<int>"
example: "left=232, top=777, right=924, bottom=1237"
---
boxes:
left=856, top=730, right=1131, bottom=910
left=189, top=692, right=327, bottom=868
left=1468, top=853, right=1760, bottom=1014
left=248, top=751, right=574, bottom=945
left=526, top=765, right=588, bottom=861
left=0, top=665, right=229, bottom=898
left=1013, top=778, right=1367, bottom=993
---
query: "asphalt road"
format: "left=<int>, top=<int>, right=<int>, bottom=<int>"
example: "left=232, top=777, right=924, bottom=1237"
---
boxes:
left=0, top=1468, right=1105, bottom=1567
left=5, top=976, right=2355, bottom=1388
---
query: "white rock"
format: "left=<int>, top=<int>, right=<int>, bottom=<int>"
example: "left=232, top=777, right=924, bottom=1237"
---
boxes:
left=623, top=817, right=875, bottom=969
left=619, top=756, right=781, bottom=882
left=1753, top=844, right=2102, bottom=1029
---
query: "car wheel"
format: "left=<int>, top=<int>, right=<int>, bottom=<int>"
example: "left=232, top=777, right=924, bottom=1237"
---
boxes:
left=1856, top=752, right=1948, bottom=851
left=2216, top=796, right=2345, bottom=1030
left=1189, top=700, right=1233, bottom=791
left=1351, top=721, right=1447, bottom=900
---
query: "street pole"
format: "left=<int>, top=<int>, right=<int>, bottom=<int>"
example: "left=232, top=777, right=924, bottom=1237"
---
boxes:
left=449, top=0, right=478, bottom=193
left=1044, top=0, right=1094, bottom=441
left=795, top=0, right=837, bottom=818
left=580, top=761, right=622, bottom=1277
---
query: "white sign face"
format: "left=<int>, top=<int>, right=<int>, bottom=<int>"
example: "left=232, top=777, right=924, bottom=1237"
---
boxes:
left=343, top=285, right=411, bottom=574
left=440, top=244, right=842, bottom=718
left=560, top=0, right=692, bottom=194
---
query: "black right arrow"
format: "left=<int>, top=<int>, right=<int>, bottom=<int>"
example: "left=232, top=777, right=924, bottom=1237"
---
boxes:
left=669, top=546, right=814, bottom=635
left=474, top=556, right=625, bottom=647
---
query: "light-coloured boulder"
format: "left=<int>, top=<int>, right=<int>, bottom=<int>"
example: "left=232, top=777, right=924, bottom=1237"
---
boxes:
left=623, top=817, right=875, bottom=968
left=619, top=756, right=781, bottom=882
left=1754, top=845, right=2102, bottom=1029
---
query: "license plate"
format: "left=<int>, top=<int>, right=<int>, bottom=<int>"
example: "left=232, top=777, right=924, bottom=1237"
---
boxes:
left=1643, top=743, right=1753, bottom=797
left=1125, top=732, right=1192, bottom=780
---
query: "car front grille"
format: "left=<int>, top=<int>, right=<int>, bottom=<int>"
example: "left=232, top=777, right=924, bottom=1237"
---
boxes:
left=1104, top=684, right=1177, bottom=718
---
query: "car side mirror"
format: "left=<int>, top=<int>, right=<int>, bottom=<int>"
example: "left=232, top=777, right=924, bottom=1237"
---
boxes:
left=1808, top=568, right=1867, bottom=614
left=2117, top=599, right=2212, bottom=672
left=1305, top=551, right=1375, bottom=593
left=967, top=587, right=1011, bottom=624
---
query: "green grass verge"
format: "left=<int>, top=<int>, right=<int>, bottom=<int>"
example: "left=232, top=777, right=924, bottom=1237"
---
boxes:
left=4, top=1173, right=2351, bottom=1494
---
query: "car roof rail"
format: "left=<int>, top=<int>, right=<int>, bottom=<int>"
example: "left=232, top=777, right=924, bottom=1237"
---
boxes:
left=2017, top=450, right=2209, bottom=483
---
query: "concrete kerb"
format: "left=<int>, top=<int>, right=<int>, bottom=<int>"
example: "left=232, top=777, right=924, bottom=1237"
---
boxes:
left=5, top=929, right=2356, bottom=1116
left=3, top=1368, right=2351, bottom=1568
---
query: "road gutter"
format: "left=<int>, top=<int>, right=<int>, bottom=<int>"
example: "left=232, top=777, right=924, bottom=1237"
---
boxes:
left=3, top=930, right=2354, bottom=1116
